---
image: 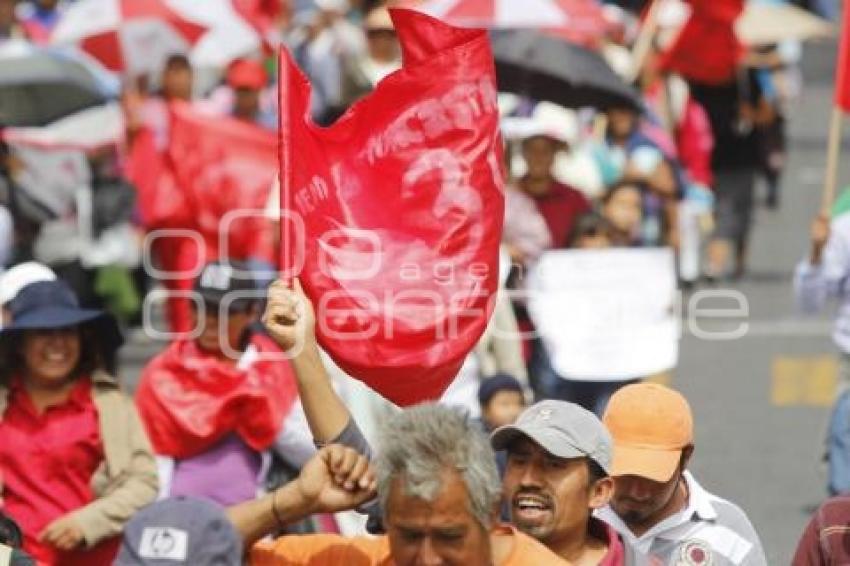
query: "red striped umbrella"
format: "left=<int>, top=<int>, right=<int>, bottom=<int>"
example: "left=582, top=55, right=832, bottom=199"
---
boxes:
left=51, top=0, right=206, bottom=75
left=410, top=0, right=609, bottom=45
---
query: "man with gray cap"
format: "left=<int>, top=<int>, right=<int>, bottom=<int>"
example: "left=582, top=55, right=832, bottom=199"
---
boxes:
left=114, top=497, right=242, bottom=565
left=491, top=400, right=627, bottom=566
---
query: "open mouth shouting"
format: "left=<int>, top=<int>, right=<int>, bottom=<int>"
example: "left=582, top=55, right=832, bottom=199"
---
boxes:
left=512, top=491, right=554, bottom=527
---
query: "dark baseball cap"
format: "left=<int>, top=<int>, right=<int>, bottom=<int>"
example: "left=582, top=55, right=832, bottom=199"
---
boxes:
left=193, top=260, right=258, bottom=311
left=478, top=373, right=524, bottom=407
left=115, top=497, right=242, bottom=565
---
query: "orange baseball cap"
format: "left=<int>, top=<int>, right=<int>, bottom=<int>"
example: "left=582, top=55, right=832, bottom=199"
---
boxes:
left=602, top=383, right=693, bottom=483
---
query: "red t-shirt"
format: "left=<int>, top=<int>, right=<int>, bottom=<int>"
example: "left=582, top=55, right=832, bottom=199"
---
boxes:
left=0, top=377, right=119, bottom=566
left=594, top=518, right=626, bottom=566
left=529, top=181, right=591, bottom=249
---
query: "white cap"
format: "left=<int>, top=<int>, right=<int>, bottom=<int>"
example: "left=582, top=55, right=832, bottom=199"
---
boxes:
left=501, top=102, right=579, bottom=146
left=0, top=262, right=57, bottom=306
left=315, top=0, right=349, bottom=12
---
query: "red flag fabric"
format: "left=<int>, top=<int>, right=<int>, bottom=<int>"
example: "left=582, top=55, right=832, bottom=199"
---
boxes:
left=659, top=0, right=744, bottom=85
left=835, top=4, right=850, bottom=112
left=126, top=126, right=189, bottom=230
left=135, top=334, right=298, bottom=458
left=278, top=9, right=504, bottom=406
left=126, top=104, right=276, bottom=332
left=233, top=0, right=282, bottom=34
left=168, top=103, right=276, bottom=263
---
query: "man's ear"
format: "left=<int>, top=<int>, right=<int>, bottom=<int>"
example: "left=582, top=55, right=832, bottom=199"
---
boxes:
left=681, top=445, right=695, bottom=470
left=588, top=477, right=615, bottom=510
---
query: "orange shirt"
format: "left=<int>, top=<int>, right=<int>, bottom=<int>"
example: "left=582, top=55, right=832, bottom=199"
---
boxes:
left=249, top=524, right=569, bottom=566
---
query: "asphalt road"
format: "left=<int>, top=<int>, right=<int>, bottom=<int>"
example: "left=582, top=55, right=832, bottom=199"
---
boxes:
left=676, top=40, right=849, bottom=564
left=117, top=39, right=847, bottom=565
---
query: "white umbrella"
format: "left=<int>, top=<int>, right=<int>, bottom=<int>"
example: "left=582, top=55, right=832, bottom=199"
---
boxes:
left=657, top=0, right=834, bottom=46
left=2, top=103, right=124, bottom=152
left=169, top=0, right=263, bottom=69
left=736, top=2, right=834, bottom=46
left=410, top=0, right=607, bottom=33
left=51, top=0, right=207, bottom=76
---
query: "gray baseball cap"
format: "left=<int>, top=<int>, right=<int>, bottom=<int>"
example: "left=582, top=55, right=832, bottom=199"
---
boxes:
left=491, top=400, right=613, bottom=473
left=114, top=497, right=242, bottom=565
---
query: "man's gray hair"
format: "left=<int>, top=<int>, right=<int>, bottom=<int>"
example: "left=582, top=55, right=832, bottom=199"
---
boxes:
left=376, top=403, right=502, bottom=529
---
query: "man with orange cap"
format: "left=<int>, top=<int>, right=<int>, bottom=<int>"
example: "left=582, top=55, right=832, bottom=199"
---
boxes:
left=598, top=383, right=766, bottom=565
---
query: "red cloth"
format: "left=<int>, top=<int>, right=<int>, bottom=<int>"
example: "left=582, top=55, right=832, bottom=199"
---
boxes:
left=228, top=59, right=268, bottom=90
left=0, top=377, right=119, bottom=566
left=76, top=0, right=206, bottom=73
left=20, top=19, right=51, bottom=45
left=167, top=102, right=276, bottom=263
left=545, top=0, right=610, bottom=49
left=597, top=518, right=626, bottom=566
left=126, top=126, right=189, bottom=230
left=278, top=8, right=504, bottom=406
left=156, top=234, right=205, bottom=336
left=233, top=0, right=281, bottom=39
left=659, top=0, right=744, bottom=86
left=675, top=97, right=715, bottom=188
left=793, top=495, right=850, bottom=565
left=126, top=103, right=276, bottom=333
left=644, top=83, right=715, bottom=188
left=127, top=131, right=202, bottom=333
left=835, top=5, right=850, bottom=112
left=531, top=181, right=591, bottom=249
left=135, top=334, right=299, bottom=458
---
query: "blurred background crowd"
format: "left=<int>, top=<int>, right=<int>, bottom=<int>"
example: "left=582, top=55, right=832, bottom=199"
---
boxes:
left=0, top=0, right=845, bottom=563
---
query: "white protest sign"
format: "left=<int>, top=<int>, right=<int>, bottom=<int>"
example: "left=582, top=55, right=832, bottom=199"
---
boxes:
left=527, top=248, right=679, bottom=381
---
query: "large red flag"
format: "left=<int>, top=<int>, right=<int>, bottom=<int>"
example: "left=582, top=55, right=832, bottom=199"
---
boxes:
left=835, top=4, right=850, bottom=112
left=278, top=9, right=504, bottom=406
left=659, top=0, right=744, bottom=85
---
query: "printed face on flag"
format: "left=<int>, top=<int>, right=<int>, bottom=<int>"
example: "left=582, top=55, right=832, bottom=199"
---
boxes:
left=278, top=9, right=505, bottom=405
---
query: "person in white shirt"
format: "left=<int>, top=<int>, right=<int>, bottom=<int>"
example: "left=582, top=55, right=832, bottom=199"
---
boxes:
left=795, top=210, right=850, bottom=495
left=795, top=212, right=850, bottom=371
left=596, top=383, right=767, bottom=565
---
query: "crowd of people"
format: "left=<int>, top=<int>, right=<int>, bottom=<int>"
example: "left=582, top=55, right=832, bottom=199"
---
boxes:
left=0, top=0, right=845, bottom=564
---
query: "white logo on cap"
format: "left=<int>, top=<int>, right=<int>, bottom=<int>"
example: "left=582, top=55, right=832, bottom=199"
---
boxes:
left=200, top=264, right=233, bottom=291
left=537, top=409, right=552, bottom=421
left=139, top=527, right=189, bottom=561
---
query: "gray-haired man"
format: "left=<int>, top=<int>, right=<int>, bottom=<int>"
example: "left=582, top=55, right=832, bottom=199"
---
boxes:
left=227, top=404, right=567, bottom=565
left=247, top=280, right=568, bottom=565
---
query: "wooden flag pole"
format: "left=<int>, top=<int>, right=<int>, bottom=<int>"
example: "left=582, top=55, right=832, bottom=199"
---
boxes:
left=822, top=0, right=849, bottom=213
left=278, top=48, right=292, bottom=277
left=822, top=107, right=844, bottom=213
left=628, top=0, right=663, bottom=83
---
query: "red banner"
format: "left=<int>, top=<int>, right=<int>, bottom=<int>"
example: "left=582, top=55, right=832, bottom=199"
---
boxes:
left=835, top=3, right=850, bottom=112
left=127, top=104, right=276, bottom=332
left=168, top=103, right=276, bottom=263
left=278, top=9, right=504, bottom=406
left=660, top=0, right=744, bottom=85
